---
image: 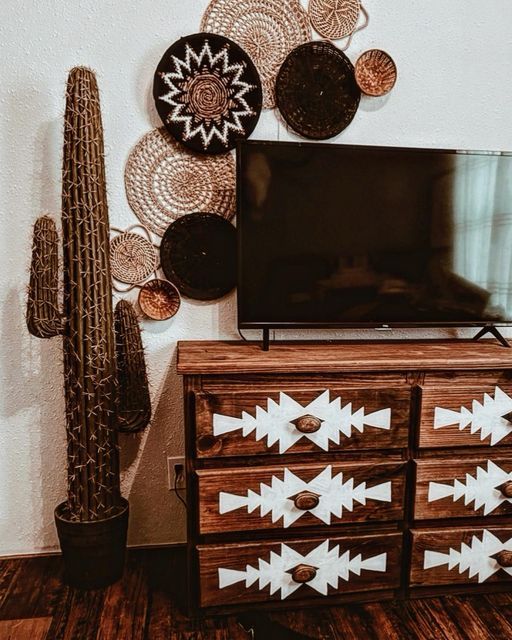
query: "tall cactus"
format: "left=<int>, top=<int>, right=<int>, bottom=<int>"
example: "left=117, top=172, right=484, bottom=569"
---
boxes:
left=26, top=67, right=151, bottom=522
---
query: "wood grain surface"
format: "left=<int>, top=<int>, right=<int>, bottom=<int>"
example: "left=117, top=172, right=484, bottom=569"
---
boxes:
left=195, top=387, right=410, bottom=458
left=177, top=340, right=512, bottom=375
left=197, top=532, right=402, bottom=607
left=410, top=526, right=512, bottom=587
left=414, top=458, right=512, bottom=520
left=2, top=550, right=512, bottom=638
left=418, top=384, right=512, bottom=448
left=198, top=460, right=406, bottom=534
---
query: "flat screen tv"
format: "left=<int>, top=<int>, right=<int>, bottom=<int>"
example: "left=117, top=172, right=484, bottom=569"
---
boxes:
left=237, top=140, right=512, bottom=332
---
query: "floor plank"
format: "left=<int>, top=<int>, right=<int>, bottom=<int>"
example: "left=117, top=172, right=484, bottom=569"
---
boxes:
left=440, top=595, right=500, bottom=640
left=0, top=548, right=511, bottom=639
left=0, top=617, right=52, bottom=640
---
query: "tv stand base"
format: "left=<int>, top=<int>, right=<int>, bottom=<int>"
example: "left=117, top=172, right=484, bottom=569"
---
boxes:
left=473, top=325, right=510, bottom=348
left=262, top=328, right=270, bottom=351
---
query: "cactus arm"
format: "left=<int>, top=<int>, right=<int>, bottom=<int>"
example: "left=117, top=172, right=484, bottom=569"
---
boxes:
left=114, top=300, right=151, bottom=433
left=26, top=215, right=63, bottom=338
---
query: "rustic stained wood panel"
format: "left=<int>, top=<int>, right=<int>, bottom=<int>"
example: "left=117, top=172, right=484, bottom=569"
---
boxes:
left=414, top=458, right=512, bottom=520
left=410, top=526, right=512, bottom=587
left=195, top=387, right=410, bottom=458
left=197, top=460, right=406, bottom=534
left=177, top=340, right=512, bottom=375
left=0, top=618, right=52, bottom=640
left=418, top=384, right=512, bottom=449
left=197, top=532, right=402, bottom=607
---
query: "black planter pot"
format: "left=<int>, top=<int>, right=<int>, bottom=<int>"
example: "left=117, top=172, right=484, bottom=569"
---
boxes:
left=54, top=498, right=129, bottom=589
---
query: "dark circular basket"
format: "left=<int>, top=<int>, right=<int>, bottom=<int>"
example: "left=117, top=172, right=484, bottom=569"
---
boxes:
left=160, top=213, right=237, bottom=300
left=275, top=41, right=361, bottom=140
left=153, top=33, right=263, bottom=155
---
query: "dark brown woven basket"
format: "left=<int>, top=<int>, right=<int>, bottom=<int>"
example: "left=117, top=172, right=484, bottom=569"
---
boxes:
left=275, top=41, right=361, bottom=140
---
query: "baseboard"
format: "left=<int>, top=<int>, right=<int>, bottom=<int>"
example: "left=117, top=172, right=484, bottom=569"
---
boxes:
left=0, top=541, right=186, bottom=562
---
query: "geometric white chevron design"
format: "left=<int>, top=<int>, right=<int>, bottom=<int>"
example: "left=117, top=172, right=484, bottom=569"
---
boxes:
left=213, top=390, right=391, bottom=453
left=158, top=40, right=257, bottom=150
left=434, top=386, right=512, bottom=445
left=219, top=465, right=392, bottom=527
left=428, top=460, right=512, bottom=516
left=423, top=529, right=512, bottom=583
left=218, top=540, right=387, bottom=600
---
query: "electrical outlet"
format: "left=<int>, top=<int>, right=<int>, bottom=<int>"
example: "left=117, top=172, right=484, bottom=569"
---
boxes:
left=167, top=456, right=186, bottom=491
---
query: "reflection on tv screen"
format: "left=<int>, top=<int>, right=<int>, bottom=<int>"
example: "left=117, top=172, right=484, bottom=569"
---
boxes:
left=238, top=142, right=512, bottom=326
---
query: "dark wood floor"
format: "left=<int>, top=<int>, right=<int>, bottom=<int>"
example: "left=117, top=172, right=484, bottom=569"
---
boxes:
left=1, top=547, right=512, bottom=639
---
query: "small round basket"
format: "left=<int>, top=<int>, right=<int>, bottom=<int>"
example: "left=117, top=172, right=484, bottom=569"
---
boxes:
left=110, top=228, right=158, bottom=284
left=309, top=0, right=359, bottom=40
left=138, top=279, right=181, bottom=321
left=355, top=49, right=397, bottom=96
left=276, top=41, right=360, bottom=140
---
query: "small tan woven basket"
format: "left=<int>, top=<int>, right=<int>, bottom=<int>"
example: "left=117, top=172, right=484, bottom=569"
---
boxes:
left=125, top=128, right=236, bottom=236
left=110, top=224, right=158, bottom=285
left=201, top=0, right=311, bottom=109
left=138, top=278, right=181, bottom=321
left=355, top=49, right=397, bottom=96
left=308, top=0, right=369, bottom=48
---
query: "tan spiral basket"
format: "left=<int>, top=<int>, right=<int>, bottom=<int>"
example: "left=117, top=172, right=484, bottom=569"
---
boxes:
left=110, top=224, right=158, bottom=285
left=308, top=0, right=368, bottom=48
left=125, top=128, right=236, bottom=236
left=201, top=0, right=311, bottom=109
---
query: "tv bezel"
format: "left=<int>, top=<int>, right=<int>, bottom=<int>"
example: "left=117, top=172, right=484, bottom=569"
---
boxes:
left=236, top=138, right=512, bottom=331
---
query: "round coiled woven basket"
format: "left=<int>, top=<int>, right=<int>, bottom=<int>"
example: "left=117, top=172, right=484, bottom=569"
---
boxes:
left=110, top=226, right=158, bottom=285
left=125, top=128, right=236, bottom=237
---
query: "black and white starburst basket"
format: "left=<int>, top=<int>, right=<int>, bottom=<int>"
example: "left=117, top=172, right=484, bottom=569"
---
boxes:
left=153, top=33, right=263, bottom=155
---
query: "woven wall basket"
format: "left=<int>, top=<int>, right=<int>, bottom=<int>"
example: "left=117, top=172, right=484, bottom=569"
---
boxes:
left=308, top=0, right=369, bottom=47
left=153, top=33, right=262, bottom=154
left=275, top=41, right=361, bottom=140
left=201, top=0, right=311, bottom=109
left=138, top=278, right=181, bottom=321
left=110, top=225, right=158, bottom=284
left=160, top=213, right=237, bottom=301
left=355, top=49, right=397, bottom=96
left=125, top=128, right=236, bottom=237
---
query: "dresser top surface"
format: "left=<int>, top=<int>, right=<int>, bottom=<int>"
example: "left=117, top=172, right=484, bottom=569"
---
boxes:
left=177, top=339, right=512, bottom=374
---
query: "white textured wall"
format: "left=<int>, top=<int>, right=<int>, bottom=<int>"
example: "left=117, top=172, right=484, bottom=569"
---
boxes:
left=1, top=0, right=512, bottom=555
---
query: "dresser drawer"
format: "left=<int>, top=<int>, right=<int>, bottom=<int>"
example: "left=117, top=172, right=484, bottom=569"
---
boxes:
left=198, top=460, right=406, bottom=534
left=418, top=384, right=512, bottom=449
left=198, top=532, right=402, bottom=607
left=414, top=458, right=512, bottom=520
left=411, top=526, right=512, bottom=587
left=195, top=387, right=410, bottom=458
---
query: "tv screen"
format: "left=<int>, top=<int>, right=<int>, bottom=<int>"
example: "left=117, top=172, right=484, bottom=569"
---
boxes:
left=237, top=140, right=512, bottom=328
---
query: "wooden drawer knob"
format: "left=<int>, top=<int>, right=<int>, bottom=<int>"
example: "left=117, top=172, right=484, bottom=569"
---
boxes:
left=289, top=564, right=317, bottom=584
left=498, top=480, right=512, bottom=498
left=293, top=491, right=320, bottom=510
left=292, top=414, right=322, bottom=434
left=495, top=551, right=512, bottom=568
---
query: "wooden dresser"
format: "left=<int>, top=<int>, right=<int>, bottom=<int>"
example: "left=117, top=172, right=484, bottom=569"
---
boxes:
left=177, top=340, right=512, bottom=613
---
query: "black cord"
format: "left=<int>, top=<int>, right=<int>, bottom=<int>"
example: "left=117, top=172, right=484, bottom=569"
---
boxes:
left=237, top=327, right=248, bottom=341
left=174, top=472, right=187, bottom=509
